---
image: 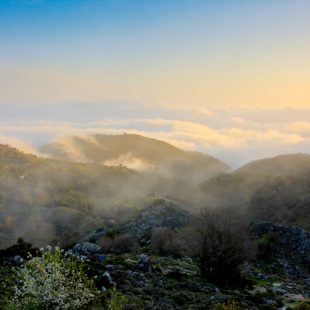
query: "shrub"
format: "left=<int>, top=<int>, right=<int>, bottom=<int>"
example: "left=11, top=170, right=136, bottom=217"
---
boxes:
left=99, top=233, right=137, bottom=254
left=255, top=232, right=280, bottom=260
left=188, top=209, right=254, bottom=285
left=212, top=301, right=239, bottom=310
left=151, top=227, right=185, bottom=257
left=0, top=238, right=37, bottom=262
left=106, top=288, right=128, bottom=310
left=294, top=303, right=310, bottom=310
left=3, top=246, right=100, bottom=309
left=109, top=233, right=137, bottom=254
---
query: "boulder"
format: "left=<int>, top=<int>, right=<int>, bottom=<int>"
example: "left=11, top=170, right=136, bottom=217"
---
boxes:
left=100, top=271, right=115, bottom=288
left=137, top=254, right=152, bottom=273
left=71, top=242, right=102, bottom=257
left=82, top=228, right=106, bottom=243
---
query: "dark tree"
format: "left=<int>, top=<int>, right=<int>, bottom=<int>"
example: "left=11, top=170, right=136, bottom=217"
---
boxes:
left=192, top=209, right=253, bottom=285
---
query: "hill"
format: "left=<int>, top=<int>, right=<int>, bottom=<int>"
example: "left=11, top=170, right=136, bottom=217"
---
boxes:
left=0, top=144, right=192, bottom=248
left=236, top=153, right=310, bottom=177
left=40, top=134, right=231, bottom=184
left=196, top=154, right=310, bottom=228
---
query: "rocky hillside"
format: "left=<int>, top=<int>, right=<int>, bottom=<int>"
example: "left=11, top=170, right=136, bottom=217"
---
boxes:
left=1, top=202, right=309, bottom=310
left=40, top=134, right=231, bottom=184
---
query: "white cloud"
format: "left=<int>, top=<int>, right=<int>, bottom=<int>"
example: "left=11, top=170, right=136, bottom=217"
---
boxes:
left=0, top=105, right=309, bottom=167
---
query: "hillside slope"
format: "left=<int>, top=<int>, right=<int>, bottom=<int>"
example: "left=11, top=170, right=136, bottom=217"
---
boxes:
left=0, top=144, right=191, bottom=248
left=236, top=154, right=310, bottom=177
left=196, top=154, right=310, bottom=228
left=40, top=134, right=231, bottom=184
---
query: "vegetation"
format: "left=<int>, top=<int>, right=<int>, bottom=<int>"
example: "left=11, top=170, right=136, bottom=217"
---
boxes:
left=212, top=301, right=240, bottom=310
left=190, top=209, right=253, bottom=285
left=151, top=227, right=183, bottom=256
left=0, top=141, right=310, bottom=309
left=2, top=247, right=100, bottom=309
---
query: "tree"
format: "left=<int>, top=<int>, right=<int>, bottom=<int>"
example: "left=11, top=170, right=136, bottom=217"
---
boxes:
left=190, top=208, right=253, bottom=285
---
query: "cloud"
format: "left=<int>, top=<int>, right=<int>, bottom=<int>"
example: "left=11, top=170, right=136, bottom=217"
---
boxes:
left=0, top=134, right=40, bottom=155
left=0, top=105, right=309, bottom=167
left=288, top=121, right=310, bottom=137
left=104, top=154, right=154, bottom=172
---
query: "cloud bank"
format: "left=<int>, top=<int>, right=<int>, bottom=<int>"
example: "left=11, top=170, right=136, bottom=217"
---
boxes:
left=0, top=102, right=309, bottom=167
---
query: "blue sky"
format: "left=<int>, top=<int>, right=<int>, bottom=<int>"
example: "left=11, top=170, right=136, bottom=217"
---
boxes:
left=2, top=0, right=310, bottom=78
left=1, top=0, right=310, bottom=111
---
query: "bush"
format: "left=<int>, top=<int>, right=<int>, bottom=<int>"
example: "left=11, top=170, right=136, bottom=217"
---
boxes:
left=294, top=303, right=310, bottom=310
left=109, top=233, right=137, bottom=254
left=255, top=232, right=280, bottom=260
left=106, top=288, right=128, bottom=310
left=188, top=209, right=254, bottom=285
left=99, top=233, right=137, bottom=254
left=3, top=246, right=100, bottom=309
left=151, top=227, right=185, bottom=257
left=0, top=238, right=37, bottom=262
left=212, top=301, right=239, bottom=310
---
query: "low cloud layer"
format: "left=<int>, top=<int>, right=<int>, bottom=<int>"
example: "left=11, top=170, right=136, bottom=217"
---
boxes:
left=0, top=102, right=309, bottom=167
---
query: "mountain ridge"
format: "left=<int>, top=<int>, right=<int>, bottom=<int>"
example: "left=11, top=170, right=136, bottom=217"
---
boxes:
left=40, top=133, right=231, bottom=184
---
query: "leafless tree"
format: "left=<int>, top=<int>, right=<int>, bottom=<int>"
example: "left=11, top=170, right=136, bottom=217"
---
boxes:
left=189, top=208, right=253, bottom=285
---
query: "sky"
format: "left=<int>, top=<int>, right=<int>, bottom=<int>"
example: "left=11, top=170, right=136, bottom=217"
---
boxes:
left=0, top=0, right=310, bottom=166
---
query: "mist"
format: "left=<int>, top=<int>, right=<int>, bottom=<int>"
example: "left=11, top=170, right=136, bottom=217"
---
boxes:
left=1, top=130, right=309, bottom=249
left=1, top=102, right=310, bottom=167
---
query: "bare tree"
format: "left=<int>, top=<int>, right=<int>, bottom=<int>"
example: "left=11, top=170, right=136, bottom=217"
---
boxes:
left=189, top=208, right=253, bottom=285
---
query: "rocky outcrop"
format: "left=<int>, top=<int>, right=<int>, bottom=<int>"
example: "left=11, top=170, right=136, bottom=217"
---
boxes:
left=69, top=242, right=103, bottom=258
left=251, top=222, right=310, bottom=276
left=131, top=199, right=190, bottom=243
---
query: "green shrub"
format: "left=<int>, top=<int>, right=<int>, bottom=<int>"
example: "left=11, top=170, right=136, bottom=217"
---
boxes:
left=294, top=303, right=310, bottom=310
left=212, top=301, right=239, bottom=310
left=256, top=232, right=280, bottom=260
left=106, top=288, right=128, bottom=310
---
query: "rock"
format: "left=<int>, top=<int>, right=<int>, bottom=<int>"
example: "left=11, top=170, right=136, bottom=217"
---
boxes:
left=105, top=264, right=126, bottom=271
left=100, top=271, right=115, bottom=288
left=82, top=227, right=105, bottom=243
left=9, top=255, right=23, bottom=265
left=251, top=222, right=310, bottom=277
left=95, top=254, right=106, bottom=263
left=132, top=199, right=190, bottom=242
left=71, top=242, right=102, bottom=257
left=154, top=256, right=199, bottom=278
left=249, top=286, right=267, bottom=296
left=137, top=254, right=152, bottom=272
left=282, top=293, right=310, bottom=310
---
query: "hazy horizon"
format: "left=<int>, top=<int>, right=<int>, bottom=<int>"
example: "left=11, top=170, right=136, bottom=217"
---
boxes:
left=1, top=0, right=310, bottom=167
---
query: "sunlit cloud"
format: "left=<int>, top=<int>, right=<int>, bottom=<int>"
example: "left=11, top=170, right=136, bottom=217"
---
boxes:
left=0, top=105, right=309, bottom=167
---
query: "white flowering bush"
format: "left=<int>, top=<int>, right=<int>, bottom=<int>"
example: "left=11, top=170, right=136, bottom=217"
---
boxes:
left=4, top=246, right=100, bottom=310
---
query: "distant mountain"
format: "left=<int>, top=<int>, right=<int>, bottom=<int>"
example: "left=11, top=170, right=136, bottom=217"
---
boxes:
left=40, top=134, right=231, bottom=184
left=197, top=153, right=310, bottom=229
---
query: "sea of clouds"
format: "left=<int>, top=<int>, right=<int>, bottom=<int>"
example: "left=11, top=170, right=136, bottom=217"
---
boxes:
left=0, top=102, right=310, bottom=167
